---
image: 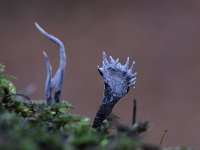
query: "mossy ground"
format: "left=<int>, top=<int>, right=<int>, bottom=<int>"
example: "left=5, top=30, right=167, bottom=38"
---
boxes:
left=0, top=65, right=193, bottom=150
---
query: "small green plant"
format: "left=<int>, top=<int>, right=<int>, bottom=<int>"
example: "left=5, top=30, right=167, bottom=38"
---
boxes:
left=0, top=64, right=16, bottom=99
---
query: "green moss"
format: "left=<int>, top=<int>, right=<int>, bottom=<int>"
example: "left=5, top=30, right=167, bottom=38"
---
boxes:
left=0, top=95, right=82, bottom=150
left=106, top=133, right=142, bottom=150
left=0, top=64, right=16, bottom=99
left=65, top=119, right=100, bottom=147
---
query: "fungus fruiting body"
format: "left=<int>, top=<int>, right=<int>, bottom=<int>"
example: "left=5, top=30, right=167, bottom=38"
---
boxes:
left=92, top=52, right=136, bottom=128
left=35, top=23, right=67, bottom=105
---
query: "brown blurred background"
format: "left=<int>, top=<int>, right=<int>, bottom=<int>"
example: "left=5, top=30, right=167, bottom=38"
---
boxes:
left=0, top=0, right=200, bottom=149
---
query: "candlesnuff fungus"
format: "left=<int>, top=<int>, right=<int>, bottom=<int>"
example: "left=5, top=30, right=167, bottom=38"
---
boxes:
left=35, top=23, right=66, bottom=105
left=92, top=52, right=137, bottom=128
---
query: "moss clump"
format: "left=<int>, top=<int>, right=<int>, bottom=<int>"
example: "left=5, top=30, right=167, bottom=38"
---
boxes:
left=0, top=64, right=16, bottom=99
left=0, top=83, right=143, bottom=150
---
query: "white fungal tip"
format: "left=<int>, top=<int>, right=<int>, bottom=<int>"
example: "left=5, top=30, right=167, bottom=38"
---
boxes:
left=116, top=58, right=119, bottom=62
left=35, top=22, right=46, bottom=35
left=35, top=22, right=40, bottom=29
left=109, top=56, right=115, bottom=62
left=130, top=77, right=136, bottom=83
left=43, top=50, right=47, bottom=57
left=129, top=81, right=136, bottom=87
left=125, top=57, right=129, bottom=65
left=102, top=51, right=109, bottom=65
left=131, top=61, right=135, bottom=70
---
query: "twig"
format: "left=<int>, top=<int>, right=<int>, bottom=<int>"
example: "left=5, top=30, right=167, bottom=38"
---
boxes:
left=159, top=129, right=168, bottom=146
left=132, top=99, right=137, bottom=125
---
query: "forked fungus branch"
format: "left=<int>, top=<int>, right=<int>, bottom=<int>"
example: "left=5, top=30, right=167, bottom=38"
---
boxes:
left=35, top=23, right=67, bottom=105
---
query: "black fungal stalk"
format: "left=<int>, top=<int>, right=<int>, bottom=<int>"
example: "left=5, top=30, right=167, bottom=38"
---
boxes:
left=35, top=23, right=66, bottom=105
left=92, top=52, right=137, bottom=128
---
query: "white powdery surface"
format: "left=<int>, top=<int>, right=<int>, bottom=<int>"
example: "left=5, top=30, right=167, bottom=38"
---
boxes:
left=98, top=52, right=137, bottom=99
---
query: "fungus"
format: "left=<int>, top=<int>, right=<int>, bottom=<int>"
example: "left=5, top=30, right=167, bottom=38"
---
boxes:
left=92, top=52, right=136, bottom=128
left=35, top=23, right=66, bottom=105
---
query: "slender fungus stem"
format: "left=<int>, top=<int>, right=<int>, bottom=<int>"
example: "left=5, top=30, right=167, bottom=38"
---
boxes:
left=132, top=99, right=137, bottom=125
left=159, top=129, right=168, bottom=146
left=35, top=22, right=67, bottom=105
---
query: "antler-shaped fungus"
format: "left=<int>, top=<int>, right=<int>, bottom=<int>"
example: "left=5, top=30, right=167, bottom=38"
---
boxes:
left=35, top=23, right=66, bottom=105
left=92, top=52, right=136, bottom=128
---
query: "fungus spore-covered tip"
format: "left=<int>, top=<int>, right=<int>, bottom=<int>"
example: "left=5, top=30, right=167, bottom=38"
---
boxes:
left=92, top=51, right=137, bottom=129
left=98, top=51, right=136, bottom=99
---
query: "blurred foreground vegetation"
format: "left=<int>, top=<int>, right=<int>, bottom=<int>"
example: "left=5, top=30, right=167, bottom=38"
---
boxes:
left=0, top=64, right=193, bottom=150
